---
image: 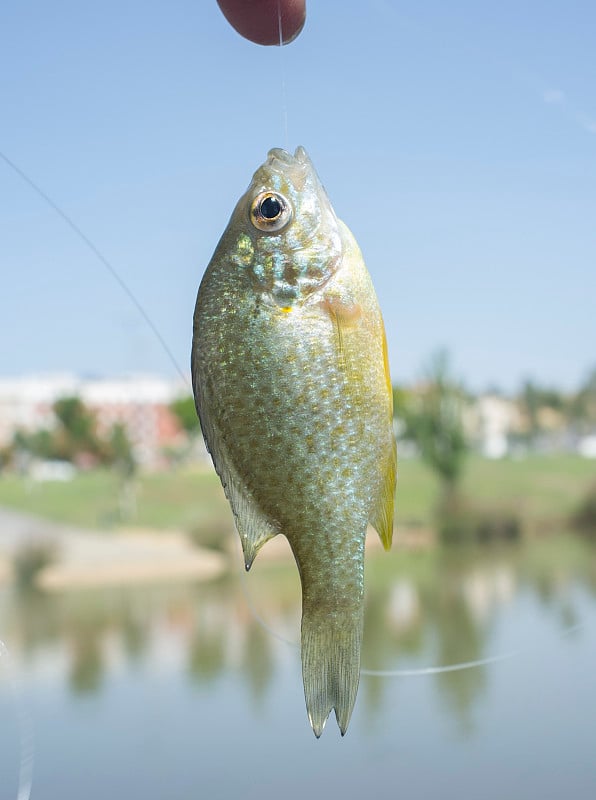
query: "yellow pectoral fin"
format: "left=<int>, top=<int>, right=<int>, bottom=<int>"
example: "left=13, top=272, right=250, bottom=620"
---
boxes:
left=318, top=294, right=363, bottom=326
left=370, top=435, right=397, bottom=551
left=318, top=295, right=363, bottom=374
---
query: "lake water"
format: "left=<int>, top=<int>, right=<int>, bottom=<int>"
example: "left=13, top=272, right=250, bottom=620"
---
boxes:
left=1, top=533, right=595, bottom=800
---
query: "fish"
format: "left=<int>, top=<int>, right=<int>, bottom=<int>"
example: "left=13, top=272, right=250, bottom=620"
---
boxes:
left=191, top=146, right=396, bottom=736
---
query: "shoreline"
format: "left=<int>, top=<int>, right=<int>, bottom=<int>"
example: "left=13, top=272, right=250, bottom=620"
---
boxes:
left=0, top=507, right=227, bottom=591
left=0, top=505, right=436, bottom=592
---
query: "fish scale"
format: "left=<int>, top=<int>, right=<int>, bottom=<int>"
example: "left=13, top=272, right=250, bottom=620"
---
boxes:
left=192, top=146, right=396, bottom=736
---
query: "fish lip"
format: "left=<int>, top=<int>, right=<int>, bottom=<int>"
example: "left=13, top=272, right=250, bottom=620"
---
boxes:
left=266, top=147, right=294, bottom=165
left=266, top=146, right=311, bottom=170
left=261, top=147, right=313, bottom=194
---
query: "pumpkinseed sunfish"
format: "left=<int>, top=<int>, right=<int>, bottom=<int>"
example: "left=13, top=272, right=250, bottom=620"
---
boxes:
left=191, top=146, right=396, bottom=736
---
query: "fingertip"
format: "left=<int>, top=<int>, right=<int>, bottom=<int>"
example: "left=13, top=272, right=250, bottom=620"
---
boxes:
left=217, top=0, right=306, bottom=46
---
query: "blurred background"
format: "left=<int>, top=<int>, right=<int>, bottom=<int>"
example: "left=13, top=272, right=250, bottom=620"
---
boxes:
left=1, top=1, right=595, bottom=798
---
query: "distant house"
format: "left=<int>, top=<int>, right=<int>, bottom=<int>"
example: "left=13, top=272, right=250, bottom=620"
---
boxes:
left=472, top=395, right=523, bottom=459
left=0, top=373, right=192, bottom=468
left=578, top=435, right=596, bottom=459
left=79, top=375, right=187, bottom=466
left=0, top=374, right=79, bottom=448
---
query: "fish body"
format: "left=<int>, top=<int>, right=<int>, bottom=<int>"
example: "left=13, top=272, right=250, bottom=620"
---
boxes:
left=191, top=147, right=396, bottom=736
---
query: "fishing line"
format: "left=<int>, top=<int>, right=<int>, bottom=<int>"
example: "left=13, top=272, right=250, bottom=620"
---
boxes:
left=0, top=639, right=34, bottom=800
left=2, top=146, right=591, bottom=685
left=2, top=148, right=587, bottom=681
left=277, top=0, right=290, bottom=150
left=234, top=546, right=590, bottom=677
left=0, top=150, right=189, bottom=389
left=361, top=621, right=588, bottom=676
left=235, top=539, right=299, bottom=647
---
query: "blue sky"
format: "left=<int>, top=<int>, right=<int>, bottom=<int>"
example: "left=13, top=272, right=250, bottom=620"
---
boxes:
left=1, top=1, right=594, bottom=392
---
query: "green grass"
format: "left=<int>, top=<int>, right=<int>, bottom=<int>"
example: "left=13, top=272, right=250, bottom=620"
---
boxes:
left=0, top=469, right=122, bottom=528
left=0, top=467, right=230, bottom=532
left=397, top=453, right=596, bottom=528
left=0, top=454, right=593, bottom=536
left=459, top=454, right=596, bottom=526
left=392, top=457, right=436, bottom=526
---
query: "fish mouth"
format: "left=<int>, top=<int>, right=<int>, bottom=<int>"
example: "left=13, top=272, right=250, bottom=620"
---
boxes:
left=262, top=146, right=313, bottom=192
left=266, top=146, right=310, bottom=171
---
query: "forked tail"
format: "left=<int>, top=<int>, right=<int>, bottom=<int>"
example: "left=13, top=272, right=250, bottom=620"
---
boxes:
left=301, top=604, right=363, bottom=737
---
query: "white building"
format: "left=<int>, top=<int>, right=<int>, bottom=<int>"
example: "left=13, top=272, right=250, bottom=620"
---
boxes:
left=0, top=373, right=192, bottom=466
left=473, top=394, right=522, bottom=459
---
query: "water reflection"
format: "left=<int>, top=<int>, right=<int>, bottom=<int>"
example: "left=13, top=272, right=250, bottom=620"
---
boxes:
left=242, top=621, right=275, bottom=706
left=1, top=534, right=595, bottom=730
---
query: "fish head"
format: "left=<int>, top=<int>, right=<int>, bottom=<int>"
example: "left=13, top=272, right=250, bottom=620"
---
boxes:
left=228, top=147, right=343, bottom=308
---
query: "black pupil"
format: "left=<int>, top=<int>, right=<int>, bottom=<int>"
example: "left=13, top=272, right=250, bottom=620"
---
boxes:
left=260, top=195, right=282, bottom=219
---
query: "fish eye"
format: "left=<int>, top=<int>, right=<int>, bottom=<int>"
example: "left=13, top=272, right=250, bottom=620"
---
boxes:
left=250, top=192, right=292, bottom=232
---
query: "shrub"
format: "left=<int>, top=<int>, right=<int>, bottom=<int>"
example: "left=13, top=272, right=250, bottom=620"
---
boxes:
left=437, top=492, right=522, bottom=545
left=571, top=483, right=596, bottom=536
left=13, top=538, right=57, bottom=588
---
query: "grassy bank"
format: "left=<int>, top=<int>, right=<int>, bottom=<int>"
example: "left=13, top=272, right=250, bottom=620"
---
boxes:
left=0, top=455, right=593, bottom=538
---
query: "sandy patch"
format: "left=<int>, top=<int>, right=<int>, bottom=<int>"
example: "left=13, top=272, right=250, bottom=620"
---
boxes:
left=0, top=558, right=12, bottom=585
left=36, top=529, right=226, bottom=591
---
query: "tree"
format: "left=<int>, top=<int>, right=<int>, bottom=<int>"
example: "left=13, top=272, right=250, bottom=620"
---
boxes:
left=53, top=397, right=96, bottom=443
left=399, top=352, right=470, bottom=542
left=401, top=351, right=468, bottom=493
left=569, top=367, right=596, bottom=433
left=12, top=428, right=55, bottom=460
left=170, top=395, right=201, bottom=436
left=0, top=443, right=13, bottom=472
left=518, top=379, right=568, bottom=444
left=108, top=423, right=136, bottom=478
left=105, top=423, right=137, bottom=519
left=52, top=396, right=103, bottom=462
left=518, top=380, right=541, bottom=439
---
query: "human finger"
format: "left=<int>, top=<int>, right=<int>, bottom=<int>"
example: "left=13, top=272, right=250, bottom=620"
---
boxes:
left=216, top=0, right=306, bottom=46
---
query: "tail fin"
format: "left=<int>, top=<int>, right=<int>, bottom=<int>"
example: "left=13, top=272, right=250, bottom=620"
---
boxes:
left=301, top=606, right=363, bottom=737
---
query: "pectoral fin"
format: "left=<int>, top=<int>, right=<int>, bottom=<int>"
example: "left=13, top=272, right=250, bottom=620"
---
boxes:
left=319, top=296, right=363, bottom=378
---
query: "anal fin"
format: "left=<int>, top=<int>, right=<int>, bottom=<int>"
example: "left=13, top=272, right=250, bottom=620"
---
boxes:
left=231, top=484, right=279, bottom=570
left=193, top=378, right=279, bottom=571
